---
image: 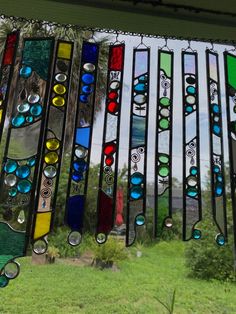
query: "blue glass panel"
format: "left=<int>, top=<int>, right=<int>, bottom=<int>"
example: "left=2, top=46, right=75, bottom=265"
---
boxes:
left=131, top=115, right=145, bottom=148
left=66, top=195, right=85, bottom=230
left=75, top=127, right=90, bottom=148
left=82, top=42, right=99, bottom=64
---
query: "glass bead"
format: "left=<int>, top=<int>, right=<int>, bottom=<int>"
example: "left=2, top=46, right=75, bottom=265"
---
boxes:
left=12, top=114, right=25, bottom=127
left=28, top=94, right=40, bottom=104
left=52, top=96, right=65, bottom=107
left=33, top=239, right=47, bottom=254
left=134, top=94, right=146, bottom=104
left=16, top=165, right=30, bottom=179
left=4, top=160, right=17, bottom=173
left=130, top=172, right=144, bottom=185
left=17, top=180, right=31, bottom=193
left=46, top=138, right=60, bottom=151
left=68, top=231, right=82, bottom=246
left=215, top=233, right=225, bottom=246
left=192, top=229, right=201, bottom=240
left=17, top=102, right=30, bottom=113
left=159, top=165, right=169, bottom=177
left=135, top=214, right=145, bottom=226
left=75, top=146, right=87, bottom=159
left=53, top=84, right=66, bottom=95
left=44, top=152, right=59, bottom=164
left=83, top=63, right=95, bottom=72
left=130, top=186, right=143, bottom=200
left=4, top=174, right=17, bottom=187
left=20, top=65, right=32, bottom=78
left=4, top=261, right=20, bottom=279
left=43, top=165, right=57, bottom=178
left=8, top=187, right=17, bottom=197
left=55, top=73, right=67, bottom=83
left=82, top=74, right=94, bottom=84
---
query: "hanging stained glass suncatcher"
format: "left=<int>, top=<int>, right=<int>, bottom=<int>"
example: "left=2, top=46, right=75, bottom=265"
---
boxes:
left=96, top=43, right=125, bottom=244
left=154, top=49, right=174, bottom=237
left=31, top=40, right=74, bottom=254
left=224, top=51, right=236, bottom=248
left=126, top=47, right=150, bottom=246
left=0, top=31, right=19, bottom=144
left=0, top=37, right=55, bottom=287
left=206, top=49, right=227, bottom=245
left=182, top=51, right=202, bottom=241
left=65, top=41, right=99, bottom=246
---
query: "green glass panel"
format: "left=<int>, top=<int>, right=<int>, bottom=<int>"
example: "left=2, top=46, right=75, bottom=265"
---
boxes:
left=160, top=52, right=171, bottom=77
left=23, top=39, right=54, bottom=80
left=0, top=223, right=25, bottom=259
left=227, top=54, right=236, bottom=90
left=0, top=255, right=13, bottom=271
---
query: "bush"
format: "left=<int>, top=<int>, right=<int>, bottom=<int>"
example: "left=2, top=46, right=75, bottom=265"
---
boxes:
left=48, top=228, right=93, bottom=258
left=92, top=237, right=128, bottom=266
left=185, top=216, right=235, bottom=281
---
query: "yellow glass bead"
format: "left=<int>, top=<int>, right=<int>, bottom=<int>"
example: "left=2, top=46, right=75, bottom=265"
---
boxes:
left=57, top=42, right=72, bottom=60
left=52, top=96, right=65, bottom=107
left=46, top=138, right=60, bottom=151
left=44, top=152, right=58, bottom=164
left=53, top=84, right=66, bottom=95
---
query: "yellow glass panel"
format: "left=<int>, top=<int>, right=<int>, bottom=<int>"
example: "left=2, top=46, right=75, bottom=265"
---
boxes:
left=34, top=212, right=52, bottom=240
left=0, top=109, right=3, bottom=123
left=57, top=42, right=72, bottom=60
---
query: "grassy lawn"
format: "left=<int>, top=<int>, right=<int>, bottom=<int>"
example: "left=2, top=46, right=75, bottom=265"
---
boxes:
left=0, top=241, right=236, bottom=314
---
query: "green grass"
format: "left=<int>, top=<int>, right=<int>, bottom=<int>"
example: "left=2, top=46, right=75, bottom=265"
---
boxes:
left=1, top=241, right=236, bottom=314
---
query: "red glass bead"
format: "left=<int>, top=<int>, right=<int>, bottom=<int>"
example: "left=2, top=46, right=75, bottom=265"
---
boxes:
left=104, top=142, right=116, bottom=155
left=105, top=155, right=114, bottom=166
left=108, top=91, right=118, bottom=100
left=107, top=101, right=118, bottom=113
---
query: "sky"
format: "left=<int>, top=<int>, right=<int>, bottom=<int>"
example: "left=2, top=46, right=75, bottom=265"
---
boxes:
left=90, top=33, right=233, bottom=189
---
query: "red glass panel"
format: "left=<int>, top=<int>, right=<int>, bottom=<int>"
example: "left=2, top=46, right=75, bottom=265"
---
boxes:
left=3, top=33, right=18, bottom=66
left=109, top=45, right=124, bottom=71
left=97, top=190, right=113, bottom=233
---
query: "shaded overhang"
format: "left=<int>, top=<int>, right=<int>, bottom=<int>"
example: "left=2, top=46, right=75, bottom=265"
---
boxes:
left=0, top=0, right=236, bottom=43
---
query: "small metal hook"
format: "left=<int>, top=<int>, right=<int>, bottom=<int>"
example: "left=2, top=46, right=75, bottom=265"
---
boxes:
left=183, top=40, right=194, bottom=52
left=159, top=37, right=171, bottom=51
left=136, top=35, right=148, bottom=49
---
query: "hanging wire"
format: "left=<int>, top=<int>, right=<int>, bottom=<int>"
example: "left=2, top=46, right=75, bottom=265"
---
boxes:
left=182, top=40, right=196, bottom=52
left=136, top=35, right=148, bottom=49
left=159, top=37, right=172, bottom=51
left=206, top=41, right=217, bottom=53
left=0, top=13, right=236, bottom=46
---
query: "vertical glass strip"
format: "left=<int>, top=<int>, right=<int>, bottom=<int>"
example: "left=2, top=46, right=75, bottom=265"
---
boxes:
left=0, top=38, right=54, bottom=283
left=96, top=44, right=125, bottom=244
left=224, top=52, right=236, bottom=248
left=0, top=31, right=19, bottom=143
left=154, top=50, right=174, bottom=237
left=31, top=41, right=74, bottom=253
left=206, top=50, right=227, bottom=245
left=182, top=52, right=202, bottom=241
left=65, top=41, right=99, bottom=246
left=126, top=48, right=150, bottom=247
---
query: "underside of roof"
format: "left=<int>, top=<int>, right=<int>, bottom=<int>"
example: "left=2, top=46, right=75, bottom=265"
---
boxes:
left=1, top=0, right=236, bottom=43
